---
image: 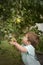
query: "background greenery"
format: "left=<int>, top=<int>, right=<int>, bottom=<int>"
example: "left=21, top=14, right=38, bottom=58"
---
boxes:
left=0, top=0, right=43, bottom=65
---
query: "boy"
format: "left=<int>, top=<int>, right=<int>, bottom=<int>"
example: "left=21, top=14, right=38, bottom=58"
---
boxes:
left=9, top=32, right=41, bottom=65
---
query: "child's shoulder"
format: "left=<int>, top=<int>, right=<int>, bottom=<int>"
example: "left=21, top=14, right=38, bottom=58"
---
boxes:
left=25, top=44, right=35, bottom=50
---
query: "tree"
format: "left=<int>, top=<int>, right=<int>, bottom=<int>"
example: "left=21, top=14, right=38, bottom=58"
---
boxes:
left=0, top=0, right=43, bottom=40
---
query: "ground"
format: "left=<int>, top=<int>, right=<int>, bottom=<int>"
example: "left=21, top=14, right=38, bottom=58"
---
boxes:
left=0, top=40, right=24, bottom=65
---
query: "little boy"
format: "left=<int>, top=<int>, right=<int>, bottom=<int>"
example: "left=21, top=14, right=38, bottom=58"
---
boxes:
left=9, top=32, right=41, bottom=65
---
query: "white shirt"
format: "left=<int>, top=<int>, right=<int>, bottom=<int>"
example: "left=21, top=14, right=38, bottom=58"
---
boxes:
left=24, top=45, right=35, bottom=56
left=21, top=44, right=41, bottom=65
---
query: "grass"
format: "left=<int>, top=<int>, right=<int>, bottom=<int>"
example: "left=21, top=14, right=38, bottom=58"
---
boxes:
left=0, top=39, right=43, bottom=65
left=0, top=40, right=24, bottom=65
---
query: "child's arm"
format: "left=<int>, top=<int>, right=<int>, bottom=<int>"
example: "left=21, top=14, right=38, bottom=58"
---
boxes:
left=10, top=41, right=27, bottom=53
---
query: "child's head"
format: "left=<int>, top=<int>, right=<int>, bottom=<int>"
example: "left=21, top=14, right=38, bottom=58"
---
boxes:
left=22, top=32, right=39, bottom=47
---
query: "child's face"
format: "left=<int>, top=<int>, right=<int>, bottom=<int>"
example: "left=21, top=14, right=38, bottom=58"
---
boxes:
left=22, top=35, right=29, bottom=45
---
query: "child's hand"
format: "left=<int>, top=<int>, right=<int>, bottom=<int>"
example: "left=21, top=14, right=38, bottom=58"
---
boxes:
left=9, top=41, right=17, bottom=45
left=9, top=37, right=17, bottom=45
left=11, top=37, right=17, bottom=42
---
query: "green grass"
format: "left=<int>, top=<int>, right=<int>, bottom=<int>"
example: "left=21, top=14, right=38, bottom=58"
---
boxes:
left=0, top=40, right=24, bottom=65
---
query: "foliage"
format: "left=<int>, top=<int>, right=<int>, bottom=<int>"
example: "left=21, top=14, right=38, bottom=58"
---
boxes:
left=0, top=1, right=43, bottom=65
left=0, top=40, right=23, bottom=65
left=0, top=0, right=43, bottom=52
left=0, top=0, right=43, bottom=40
left=0, top=0, right=43, bottom=22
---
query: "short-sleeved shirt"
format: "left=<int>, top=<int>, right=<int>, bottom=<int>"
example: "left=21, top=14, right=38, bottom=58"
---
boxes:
left=21, top=44, right=41, bottom=65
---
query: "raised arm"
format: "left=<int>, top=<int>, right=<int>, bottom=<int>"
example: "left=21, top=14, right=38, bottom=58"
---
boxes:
left=10, top=41, right=27, bottom=53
